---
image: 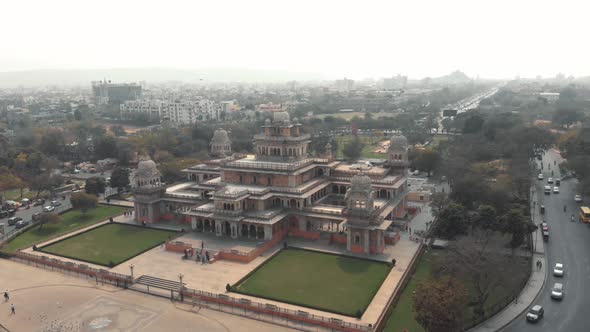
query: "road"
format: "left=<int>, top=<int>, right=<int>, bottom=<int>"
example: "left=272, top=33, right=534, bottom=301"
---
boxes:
left=0, top=192, right=72, bottom=235
left=437, top=85, right=502, bottom=132
left=502, top=149, right=590, bottom=331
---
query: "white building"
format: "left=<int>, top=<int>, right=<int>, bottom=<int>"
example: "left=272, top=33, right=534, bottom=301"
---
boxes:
left=334, top=78, right=355, bottom=92
left=121, top=99, right=221, bottom=124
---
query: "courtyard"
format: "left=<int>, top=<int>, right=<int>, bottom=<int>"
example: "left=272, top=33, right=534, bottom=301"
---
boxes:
left=234, top=248, right=391, bottom=317
left=39, top=223, right=177, bottom=267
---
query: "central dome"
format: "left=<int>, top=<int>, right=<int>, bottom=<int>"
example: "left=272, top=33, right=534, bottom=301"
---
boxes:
left=351, top=174, right=372, bottom=191
left=273, top=111, right=290, bottom=123
left=136, top=155, right=159, bottom=178
left=389, top=133, right=408, bottom=151
left=211, top=128, right=231, bottom=146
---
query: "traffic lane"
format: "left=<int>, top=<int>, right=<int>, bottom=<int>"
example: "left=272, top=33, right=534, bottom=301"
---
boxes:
left=502, top=154, right=588, bottom=331
left=1, top=196, right=72, bottom=234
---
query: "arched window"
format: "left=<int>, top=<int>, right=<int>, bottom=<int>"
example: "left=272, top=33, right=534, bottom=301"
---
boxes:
left=354, top=233, right=361, bottom=244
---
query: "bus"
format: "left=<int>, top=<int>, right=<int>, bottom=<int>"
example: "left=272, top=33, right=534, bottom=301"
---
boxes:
left=580, top=206, right=590, bottom=224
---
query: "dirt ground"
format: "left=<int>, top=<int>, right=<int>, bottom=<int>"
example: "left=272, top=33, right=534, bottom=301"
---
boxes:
left=0, top=259, right=291, bottom=332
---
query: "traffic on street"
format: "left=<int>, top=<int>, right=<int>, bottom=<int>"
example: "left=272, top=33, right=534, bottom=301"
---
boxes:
left=502, top=149, right=590, bottom=331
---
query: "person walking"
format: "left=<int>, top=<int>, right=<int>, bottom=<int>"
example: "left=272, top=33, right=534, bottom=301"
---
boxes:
left=3, top=290, right=8, bottom=302
left=10, top=304, right=15, bottom=315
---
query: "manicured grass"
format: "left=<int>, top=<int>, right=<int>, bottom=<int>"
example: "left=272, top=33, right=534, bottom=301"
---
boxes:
left=335, top=135, right=389, bottom=159
left=39, top=223, right=175, bottom=266
left=2, top=205, right=126, bottom=253
left=234, top=248, right=391, bottom=316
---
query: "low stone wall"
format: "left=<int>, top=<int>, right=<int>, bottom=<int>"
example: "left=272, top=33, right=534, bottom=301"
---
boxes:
left=165, top=241, right=193, bottom=254
left=289, top=229, right=321, bottom=240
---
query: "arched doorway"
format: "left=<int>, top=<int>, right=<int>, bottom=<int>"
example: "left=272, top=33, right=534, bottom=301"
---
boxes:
left=204, top=220, right=211, bottom=232
left=257, top=226, right=264, bottom=239
left=332, top=185, right=339, bottom=193
left=249, top=225, right=257, bottom=238
left=241, top=224, right=248, bottom=237
left=224, top=221, right=231, bottom=236
left=340, top=186, right=346, bottom=194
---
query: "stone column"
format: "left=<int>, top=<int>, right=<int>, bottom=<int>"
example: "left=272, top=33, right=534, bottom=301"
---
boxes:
left=215, top=222, right=222, bottom=236
left=364, top=230, right=369, bottom=254
left=191, top=217, right=197, bottom=230
left=346, top=229, right=352, bottom=251
left=231, top=222, right=238, bottom=239
left=147, top=205, right=154, bottom=223
left=264, top=225, right=272, bottom=240
left=299, top=218, right=306, bottom=231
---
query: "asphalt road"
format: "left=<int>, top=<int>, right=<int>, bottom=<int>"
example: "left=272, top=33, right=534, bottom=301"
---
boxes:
left=0, top=192, right=72, bottom=235
left=502, top=149, right=590, bottom=331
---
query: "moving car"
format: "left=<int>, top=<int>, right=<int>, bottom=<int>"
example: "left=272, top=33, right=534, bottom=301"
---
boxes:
left=553, top=186, right=559, bottom=194
left=575, top=194, right=583, bottom=203
left=7, top=217, right=23, bottom=226
left=32, top=212, right=42, bottom=221
left=547, top=177, right=553, bottom=184
left=538, top=174, right=544, bottom=180
left=554, top=263, right=564, bottom=277
left=526, top=305, right=544, bottom=322
left=551, top=283, right=564, bottom=300
left=0, top=210, right=8, bottom=218
left=15, top=219, right=29, bottom=229
left=33, top=199, right=45, bottom=207
left=541, top=222, right=549, bottom=232
left=51, top=200, right=61, bottom=207
left=43, top=206, right=55, bottom=213
left=544, top=186, right=551, bottom=195
left=580, top=206, right=590, bottom=224
left=555, top=179, right=561, bottom=186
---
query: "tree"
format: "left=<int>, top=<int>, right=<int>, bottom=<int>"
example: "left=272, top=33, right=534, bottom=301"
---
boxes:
left=430, top=192, right=449, bottom=217
left=450, top=175, right=489, bottom=209
left=110, top=167, right=130, bottom=192
left=552, top=108, right=582, bottom=128
left=472, top=205, right=500, bottom=233
left=414, top=149, right=441, bottom=176
left=463, top=114, right=484, bottom=133
left=94, top=136, right=118, bottom=160
left=414, top=277, right=467, bottom=332
left=342, top=137, right=364, bottom=161
left=70, top=192, right=98, bottom=214
left=435, top=203, right=470, bottom=239
left=85, top=177, right=106, bottom=196
left=29, top=173, right=53, bottom=199
left=38, top=213, right=60, bottom=230
left=500, top=208, right=536, bottom=249
left=439, top=231, right=512, bottom=319
left=111, top=125, right=127, bottom=137
left=0, top=170, right=23, bottom=201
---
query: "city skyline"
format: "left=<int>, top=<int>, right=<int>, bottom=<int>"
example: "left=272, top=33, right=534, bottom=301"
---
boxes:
left=1, top=0, right=589, bottom=81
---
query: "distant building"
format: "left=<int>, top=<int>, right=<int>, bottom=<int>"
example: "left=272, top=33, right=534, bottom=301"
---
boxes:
left=334, top=78, right=355, bottom=92
left=120, top=99, right=221, bottom=124
left=92, top=80, right=142, bottom=105
left=383, top=75, right=407, bottom=90
left=538, top=92, right=560, bottom=103
left=256, top=103, right=284, bottom=113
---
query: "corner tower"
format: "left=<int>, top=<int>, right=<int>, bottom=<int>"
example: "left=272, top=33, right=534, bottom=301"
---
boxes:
left=253, top=112, right=311, bottom=162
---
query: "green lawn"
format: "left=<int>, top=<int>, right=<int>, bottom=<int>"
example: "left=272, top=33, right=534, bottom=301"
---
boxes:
left=2, top=205, right=126, bottom=254
left=383, top=251, right=530, bottom=331
left=39, top=223, right=175, bottom=266
left=335, top=135, right=389, bottom=159
left=234, top=248, right=391, bottom=316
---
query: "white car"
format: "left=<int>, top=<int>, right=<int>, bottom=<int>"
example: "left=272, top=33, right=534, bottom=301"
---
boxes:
left=553, top=187, right=559, bottom=194
left=551, top=282, right=564, bottom=300
left=538, top=174, right=544, bottom=180
left=43, top=205, right=55, bottom=213
left=547, top=177, right=553, bottom=184
left=575, top=195, right=582, bottom=202
left=553, top=263, right=564, bottom=277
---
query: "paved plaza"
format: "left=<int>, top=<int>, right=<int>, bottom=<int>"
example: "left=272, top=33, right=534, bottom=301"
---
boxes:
left=0, top=259, right=291, bottom=332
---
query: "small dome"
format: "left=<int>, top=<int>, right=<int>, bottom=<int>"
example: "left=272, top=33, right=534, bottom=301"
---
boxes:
left=265, top=118, right=271, bottom=125
left=211, top=128, right=231, bottom=146
left=389, top=133, right=408, bottom=151
left=136, top=155, right=160, bottom=179
left=273, top=111, right=290, bottom=123
left=293, top=117, right=300, bottom=124
left=351, top=174, right=372, bottom=191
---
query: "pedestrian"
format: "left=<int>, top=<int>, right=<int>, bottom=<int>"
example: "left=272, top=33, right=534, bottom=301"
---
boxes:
left=409, top=227, right=412, bottom=235
left=10, top=304, right=15, bottom=315
left=539, top=261, right=542, bottom=270
left=3, top=290, right=8, bottom=302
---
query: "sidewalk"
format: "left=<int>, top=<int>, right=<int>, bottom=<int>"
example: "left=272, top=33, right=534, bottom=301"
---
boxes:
left=469, top=188, right=547, bottom=332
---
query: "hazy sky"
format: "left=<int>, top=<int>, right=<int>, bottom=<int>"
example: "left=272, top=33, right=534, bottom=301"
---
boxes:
left=1, top=0, right=588, bottom=79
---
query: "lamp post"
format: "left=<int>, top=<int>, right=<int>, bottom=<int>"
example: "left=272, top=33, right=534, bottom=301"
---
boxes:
left=178, top=274, right=184, bottom=302
left=129, top=264, right=134, bottom=279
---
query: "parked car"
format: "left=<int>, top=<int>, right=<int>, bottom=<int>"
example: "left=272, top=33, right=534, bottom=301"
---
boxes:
left=575, top=194, right=583, bottom=203
left=51, top=200, right=61, bottom=207
left=538, top=173, right=544, bottom=180
left=548, top=177, right=553, bottom=184
left=541, top=222, right=549, bottom=232
left=7, top=217, right=23, bottom=226
left=543, top=230, right=549, bottom=241
left=32, top=212, right=42, bottom=221
left=554, top=263, right=564, bottom=277
left=555, top=179, right=561, bottom=186
left=551, top=282, right=564, bottom=300
left=20, top=198, right=30, bottom=206
left=526, top=305, right=544, bottom=322
left=7, top=208, right=16, bottom=217
left=15, top=220, right=29, bottom=229
left=553, top=187, right=559, bottom=194
left=0, top=210, right=8, bottom=219
left=33, top=199, right=46, bottom=207
left=43, top=206, right=55, bottom=213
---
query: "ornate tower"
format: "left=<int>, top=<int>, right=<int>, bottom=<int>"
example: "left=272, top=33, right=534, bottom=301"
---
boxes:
left=132, top=156, right=166, bottom=223
left=210, top=128, right=232, bottom=158
left=386, top=133, right=409, bottom=171
left=343, top=174, right=387, bottom=254
left=253, top=112, right=311, bottom=162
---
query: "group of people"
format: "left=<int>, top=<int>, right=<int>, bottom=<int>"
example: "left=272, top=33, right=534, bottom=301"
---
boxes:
left=123, top=210, right=133, bottom=217
left=4, top=290, right=15, bottom=315
left=183, top=248, right=211, bottom=264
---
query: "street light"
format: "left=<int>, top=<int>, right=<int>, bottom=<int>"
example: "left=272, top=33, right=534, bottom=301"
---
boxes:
left=129, top=264, right=134, bottom=278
